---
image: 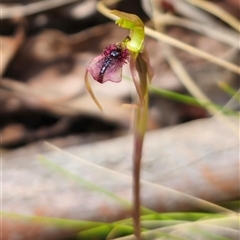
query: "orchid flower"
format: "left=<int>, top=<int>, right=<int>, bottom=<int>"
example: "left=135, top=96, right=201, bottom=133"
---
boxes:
left=85, top=10, right=154, bottom=240
left=85, top=10, right=153, bottom=111
left=87, top=38, right=130, bottom=84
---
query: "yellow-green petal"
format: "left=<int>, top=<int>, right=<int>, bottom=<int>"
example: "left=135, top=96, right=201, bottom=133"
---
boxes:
left=111, top=10, right=145, bottom=53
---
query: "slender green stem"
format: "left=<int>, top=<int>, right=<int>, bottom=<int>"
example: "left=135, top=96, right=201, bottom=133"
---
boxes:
left=132, top=128, right=143, bottom=240
left=132, top=53, right=149, bottom=240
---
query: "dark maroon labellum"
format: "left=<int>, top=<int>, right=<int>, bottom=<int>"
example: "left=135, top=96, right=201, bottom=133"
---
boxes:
left=87, top=43, right=130, bottom=84
left=98, top=47, right=122, bottom=83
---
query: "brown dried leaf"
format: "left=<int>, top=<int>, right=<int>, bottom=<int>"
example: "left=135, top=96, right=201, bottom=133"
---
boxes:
left=0, top=25, right=25, bottom=76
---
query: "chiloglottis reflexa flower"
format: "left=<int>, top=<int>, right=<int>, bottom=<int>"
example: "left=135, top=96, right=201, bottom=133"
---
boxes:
left=86, top=38, right=130, bottom=84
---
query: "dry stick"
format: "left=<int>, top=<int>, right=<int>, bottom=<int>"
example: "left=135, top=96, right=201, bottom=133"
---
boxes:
left=96, top=1, right=240, bottom=75
left=157, top=14, right=239, bottom=49
left=183, top=0, right=240, bottom=32
left=145, top=27, right=240, bottom=75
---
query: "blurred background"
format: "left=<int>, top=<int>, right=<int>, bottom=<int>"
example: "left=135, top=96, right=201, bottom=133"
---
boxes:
left=1, top=0, right=238, bottom=149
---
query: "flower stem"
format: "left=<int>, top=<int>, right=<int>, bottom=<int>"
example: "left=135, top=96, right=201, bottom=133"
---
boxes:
left=132, top=131, right=142, bottom=240
left=132, top=117, right=146, bottom=240
left=132, top=53, right=149, bottom=240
